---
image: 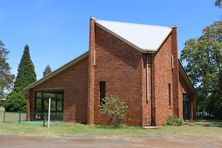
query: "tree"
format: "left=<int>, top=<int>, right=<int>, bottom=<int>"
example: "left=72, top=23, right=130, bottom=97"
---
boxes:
left=215, top=0, right=222, bottom=7
left=99, top=96, right=128, bottom=127
left=4, top=90, right=26, bottom=112
left=180, top=21, right=222, bottom=119
left=4, top=44, right=36, bottom=112
left=0, top=40, right=14, bottom=100
left=14, top=44, right=36, bottom=89
left=43, top=64, right=51, bottom=77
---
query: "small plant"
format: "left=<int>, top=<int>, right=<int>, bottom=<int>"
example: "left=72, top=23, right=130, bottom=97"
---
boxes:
left=99, top=96, right=128, bottom=127
left=165, top=116, right=183, bottom=126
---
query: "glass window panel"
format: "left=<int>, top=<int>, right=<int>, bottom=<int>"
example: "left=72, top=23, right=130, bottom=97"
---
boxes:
left=36, top=92, right=42, bottom=98
left=51, top=99, right=56, bottom=112
left=56, top=93, right=63, bottom=98
left=43, top=92, right=56, bottom=98
left=43, top=99, right=49, bottom=112
left=35, top=99, right=41, bottom=112
left=57, top=100, right=63, bottom=112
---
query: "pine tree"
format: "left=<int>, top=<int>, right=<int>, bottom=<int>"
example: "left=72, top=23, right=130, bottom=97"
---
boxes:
left=43, top=64, right=52, bottom=77
left=4, top=44, right=36, bottom=112
left=14, top=44, right=36, bottom=89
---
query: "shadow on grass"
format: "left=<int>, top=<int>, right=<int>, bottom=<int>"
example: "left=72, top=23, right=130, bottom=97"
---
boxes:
left=185, top=120, right=222, bottom=128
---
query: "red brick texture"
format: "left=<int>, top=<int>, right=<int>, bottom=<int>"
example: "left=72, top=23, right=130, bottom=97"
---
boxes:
left=93, top=24, right=143, bottom=126
left=87, top=18, right=96, bottom=124
left=28, top=57, right=89, bottom=123
left=27, top=18, right=196, bottom=126
left=152, top=32, right=174, bottom=125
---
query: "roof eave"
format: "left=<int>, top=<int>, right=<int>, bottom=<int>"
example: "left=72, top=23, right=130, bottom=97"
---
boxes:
left=178, top=60, right=197, bottom=95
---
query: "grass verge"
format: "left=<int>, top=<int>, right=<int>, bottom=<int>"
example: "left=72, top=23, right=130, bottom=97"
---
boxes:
left=0, top=120, right=221, bottom=138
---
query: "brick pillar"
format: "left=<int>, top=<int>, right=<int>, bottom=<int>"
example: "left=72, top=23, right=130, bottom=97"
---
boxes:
left=171, top=27, right=180, bottom=117
left=87, top=17, right=96, bottom=124
left=151, top=54, right=156, bottom=126
left=26, top=89, right=31, bottom=121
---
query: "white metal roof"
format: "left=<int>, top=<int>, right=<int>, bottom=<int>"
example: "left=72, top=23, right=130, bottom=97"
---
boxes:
left=95, top=20, right=172, bottom=52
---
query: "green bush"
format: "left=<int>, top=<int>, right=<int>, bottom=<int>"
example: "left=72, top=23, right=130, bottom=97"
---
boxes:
left=99, top=96, right=128, bottom=127
left=165, top=116, right=183, bottom=126
left=4, top=89, right=26, bottom=112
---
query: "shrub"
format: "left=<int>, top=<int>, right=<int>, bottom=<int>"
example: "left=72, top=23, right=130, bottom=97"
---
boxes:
left=165, top=116, right=183, bottom=126
left=99, top=96, right=128, bottom=127
left=4, top=89, right=26, bottom=112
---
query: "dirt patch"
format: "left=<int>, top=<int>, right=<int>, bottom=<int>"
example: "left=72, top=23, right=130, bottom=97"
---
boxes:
left=0, top=134, right=221, bottom=148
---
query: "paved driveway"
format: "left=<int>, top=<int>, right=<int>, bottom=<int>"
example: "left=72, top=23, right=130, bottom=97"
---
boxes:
left=0, top=135, right=221, bottom=148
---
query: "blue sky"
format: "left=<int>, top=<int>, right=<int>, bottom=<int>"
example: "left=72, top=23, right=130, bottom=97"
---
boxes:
left=0, top=0, right=221, bottom=79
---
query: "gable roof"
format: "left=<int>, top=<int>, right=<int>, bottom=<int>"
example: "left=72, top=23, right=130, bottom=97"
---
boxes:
left=95, top=19, right=172, bottom=53
left=25, top=51, right=89, bottom=90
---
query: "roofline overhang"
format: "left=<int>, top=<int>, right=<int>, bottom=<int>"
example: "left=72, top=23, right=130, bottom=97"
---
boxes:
left=178, top=59, right=197, bottom=95
left=24, top=51, right=89, bottom=90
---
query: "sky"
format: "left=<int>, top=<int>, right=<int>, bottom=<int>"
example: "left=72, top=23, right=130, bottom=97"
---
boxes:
left=0, top=0, right=221, bottom=79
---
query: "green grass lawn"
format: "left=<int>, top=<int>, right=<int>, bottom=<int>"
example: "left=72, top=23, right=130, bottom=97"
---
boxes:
left=0, top=107, right=4, bottom=112
left=0, top=120, right=221, bottom=138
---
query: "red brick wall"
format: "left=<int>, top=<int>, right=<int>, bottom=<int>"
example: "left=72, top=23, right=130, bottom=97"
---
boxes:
left=87, top=18, right=96, bottom=124
left=171, top=28, right=180, bottom=118
left=93, top=24, right=143, bottom=126
left=29, top=57, right=89, bottom=123
left=152, top=33, right=174, bottom=125
left=141, top=54, right=152, bottom=126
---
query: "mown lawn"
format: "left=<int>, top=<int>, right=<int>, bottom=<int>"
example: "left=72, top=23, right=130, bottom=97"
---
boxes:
left=0, top=107, right=4, bottom=112
left=0, top=120, right=221, bottom=138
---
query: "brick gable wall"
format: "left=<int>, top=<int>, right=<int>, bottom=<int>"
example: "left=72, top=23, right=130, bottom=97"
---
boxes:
left=152, top=33, right=174, bottom=125
left=93, top=25, right=143, bottom=126
left=28, top=57, right=89, bottom=123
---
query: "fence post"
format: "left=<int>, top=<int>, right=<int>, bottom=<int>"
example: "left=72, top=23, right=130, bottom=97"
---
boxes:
left=19, top=112, right=21, bottom=124
left=3, top=111, right=5, bottom=123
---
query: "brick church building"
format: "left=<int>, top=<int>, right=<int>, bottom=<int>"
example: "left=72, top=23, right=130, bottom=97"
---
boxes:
left=25, top=17, right=196, bottom=126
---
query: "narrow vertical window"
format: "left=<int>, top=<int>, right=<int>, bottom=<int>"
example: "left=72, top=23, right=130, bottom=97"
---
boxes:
left=93, top=50, right=96, bottom=66
left=99, top=81, right=106, bottom=105
left=171, top=55, right=174, bottom=69
left=168, top=83, right=171, bottom=106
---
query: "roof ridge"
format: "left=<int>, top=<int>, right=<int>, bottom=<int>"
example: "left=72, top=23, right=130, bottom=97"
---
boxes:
left=96, top=19, right=173, bottom=29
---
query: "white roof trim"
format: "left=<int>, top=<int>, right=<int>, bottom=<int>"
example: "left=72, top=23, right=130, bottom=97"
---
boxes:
left=95, top=20, right=172, bottom=52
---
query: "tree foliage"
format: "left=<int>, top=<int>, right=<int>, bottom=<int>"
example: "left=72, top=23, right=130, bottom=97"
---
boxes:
left=215, top=0, right=222, bottom=7
left=14, top=44, right=36, bottom=89
left=180, top=21, right=222, bottom=119
left=4, top=90, right=26, bottom=112
left=0, top=40, right=14, bottom=100
left=43, top=64, right=51, bottom=77
left=100, top=96, right=128, bottom=127
left=4, top=44, right=36, bottom=112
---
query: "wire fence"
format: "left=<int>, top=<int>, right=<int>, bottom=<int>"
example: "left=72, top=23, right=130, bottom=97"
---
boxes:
left=0, top=112, right=68, bottom=126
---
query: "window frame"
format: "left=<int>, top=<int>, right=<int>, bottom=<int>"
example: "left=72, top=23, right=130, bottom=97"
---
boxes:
left=168, top=83, right=172, bottom=106
left=99, top=81, right=106, bottom=105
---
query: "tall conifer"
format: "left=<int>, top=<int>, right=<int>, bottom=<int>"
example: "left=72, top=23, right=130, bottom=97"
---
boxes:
left=43, top=64, right=52, bottom=77
left=5, top=44, right=36, bottom=111
left=14, top=44, right=36, bottom=89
